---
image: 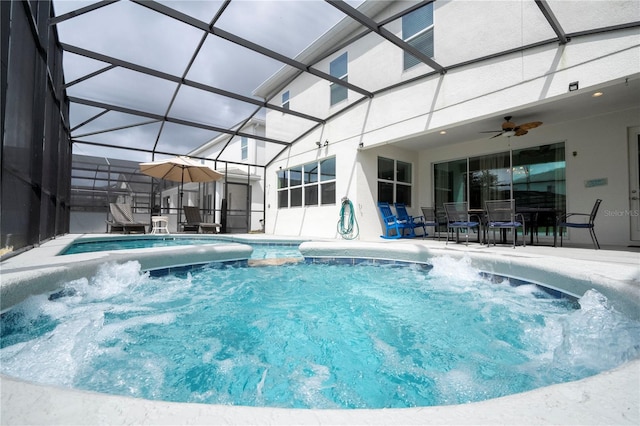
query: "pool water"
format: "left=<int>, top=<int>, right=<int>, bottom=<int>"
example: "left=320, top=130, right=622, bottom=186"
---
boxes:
left=1, top=256, right=639, bottom=409
left=60, top=237, right=302, bottom=259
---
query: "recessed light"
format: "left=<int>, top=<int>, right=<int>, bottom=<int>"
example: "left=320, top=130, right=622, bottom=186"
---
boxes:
left=439, top=130, right=447, bottom=135
left=592, top=91, right=603, bottom=97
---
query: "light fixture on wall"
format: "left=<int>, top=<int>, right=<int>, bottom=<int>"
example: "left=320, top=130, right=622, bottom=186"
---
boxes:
left=324, top=140, right=329, bottom=147
left=568, top=81, right=579, bottom=91
left=315, top=141, right=322, bottom=148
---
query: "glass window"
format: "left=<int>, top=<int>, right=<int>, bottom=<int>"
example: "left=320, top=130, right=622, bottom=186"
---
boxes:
left=278, top=190, right=288, bottom=208
left=397, top=160, right=412, bottom=184
left=378, top=182, right=394, bottom=204
left=277, top=169, right=288, bottom=189
left=330, top=52, right=348, bottom=106
left=512, top=143, right=566, bottom=209
left=290, top=166, right=302, bottom=187
left=378, top=157, right=394, bottom=180
left=304, top=162, right=318, bottom=184
left=377, top=157, right=412, bottom=205
left=282, top=91, right=290, bottom=110
left=330, top=52, right=347, bottom=77
left=468, top=152, right=511, bottom=209
left=241, top=136, right=248, bottom=160
left=434, top=158, right=467, bottom=210
left=402, top=3, right=434, bottom=70
left=290, top=187, right=302, bottom=207
left=305, top=185, right=318, bottom=206
left=396, top=184, right=412, bottom=205
left=277, top=157, right=336, bottom=208
left=321, top=182, right=335, bottom=205
left=320, top=157, right=335, bottom=181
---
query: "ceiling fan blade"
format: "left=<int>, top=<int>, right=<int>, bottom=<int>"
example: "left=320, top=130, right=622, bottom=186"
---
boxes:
left=480, top=130, right=502, bottom=133
left=515, top=129, right=528, bottom=136
left=489, top=132, right=504, bottom=139
left=516, top=121, right=543, bottom=131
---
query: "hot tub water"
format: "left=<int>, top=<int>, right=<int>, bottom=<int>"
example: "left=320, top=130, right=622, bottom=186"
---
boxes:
left=1, top=256, right=638, bottom=409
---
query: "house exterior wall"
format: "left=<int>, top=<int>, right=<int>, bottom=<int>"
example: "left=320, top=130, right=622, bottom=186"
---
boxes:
left=188, top=120, right=267, bottom=232
left=263, top=1, right=640, bottom=245
left=417, top=107, right=640, bottom=246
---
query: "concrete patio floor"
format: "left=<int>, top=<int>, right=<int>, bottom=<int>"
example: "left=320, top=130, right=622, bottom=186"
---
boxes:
left=1, top=234, right=638, bottom=425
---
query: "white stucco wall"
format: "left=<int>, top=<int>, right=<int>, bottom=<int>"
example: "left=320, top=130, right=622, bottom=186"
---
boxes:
left=262, top=1, right=639, bottom=243
left=417, top=107, right=640, bottom=247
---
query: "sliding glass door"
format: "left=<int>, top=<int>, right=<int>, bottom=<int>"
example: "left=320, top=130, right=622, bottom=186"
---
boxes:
left=433, top=142, right=565, bottom=213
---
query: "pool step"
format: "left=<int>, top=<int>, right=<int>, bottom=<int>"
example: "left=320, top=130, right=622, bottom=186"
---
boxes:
left=248, top=257, right=303, bottom=267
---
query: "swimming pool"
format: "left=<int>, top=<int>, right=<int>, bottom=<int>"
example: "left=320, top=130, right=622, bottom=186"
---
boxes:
left=59, top=235, right=303, bottom=259
left=1, top=236, right=639, bottom=424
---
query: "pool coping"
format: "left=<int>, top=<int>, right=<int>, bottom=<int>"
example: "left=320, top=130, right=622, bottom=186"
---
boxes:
left=1, top=234, right=639, bottom=425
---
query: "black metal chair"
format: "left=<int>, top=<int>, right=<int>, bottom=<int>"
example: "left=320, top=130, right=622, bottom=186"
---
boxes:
left=420, top=207, right=443, bottom=240
left=555, top=199, right=602, bottom=249
left=485, top=199, right=525, bottom=248
left=443, top=202, right=482, bottom=245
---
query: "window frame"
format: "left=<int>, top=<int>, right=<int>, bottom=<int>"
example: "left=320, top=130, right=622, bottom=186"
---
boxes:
left=277, top=157, right=336, bottom=209
left=377, top=156, right=412, bottom=206
left=329, top=52, right=348, bottom=106
left=433, top=143, right=566, bottom=212
left=282, top=90, right=290, bottom=110
left=240, top=136, right=248, bottom=161
left=402, top=3, right=434, bottom=71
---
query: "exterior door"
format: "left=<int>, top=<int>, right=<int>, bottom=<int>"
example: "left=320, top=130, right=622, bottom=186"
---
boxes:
left=630, top=127, right=640, bottom=241
left=226, top=182, right=250, bottom=233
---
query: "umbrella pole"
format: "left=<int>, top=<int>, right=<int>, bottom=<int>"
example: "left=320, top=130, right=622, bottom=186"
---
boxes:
left=178, top=167, right=184, bottom=228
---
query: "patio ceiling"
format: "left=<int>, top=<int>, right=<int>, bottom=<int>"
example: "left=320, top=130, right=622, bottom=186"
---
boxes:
left=53, top=0, right=640, bottom=166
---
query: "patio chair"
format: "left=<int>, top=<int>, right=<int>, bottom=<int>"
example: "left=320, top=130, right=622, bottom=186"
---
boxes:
left=377, top=202, right=413, bottom=239
left=108, top=203, right=147, bottom=234
left=555, top=199, right=602, bottom=249
left=443, top=202, right=482, bottom=245
left=420, top=207, right=444, bottom=240
left=394, top=203, right=427, bottom=238
left=485, top=199, right=526, bottom=248
left=183, top=206, right=221, bottom=234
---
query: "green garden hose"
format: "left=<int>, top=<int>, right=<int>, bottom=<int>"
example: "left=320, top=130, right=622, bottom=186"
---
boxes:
left=337, top=197, right=359, bottom=240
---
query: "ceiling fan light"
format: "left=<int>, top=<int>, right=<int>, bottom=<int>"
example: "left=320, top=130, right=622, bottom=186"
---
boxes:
left=502, top=130, right=516, bottom=137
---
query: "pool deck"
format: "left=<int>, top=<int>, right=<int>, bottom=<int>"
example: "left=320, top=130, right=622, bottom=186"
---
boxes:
left=1, top=233, right=639, bottom=425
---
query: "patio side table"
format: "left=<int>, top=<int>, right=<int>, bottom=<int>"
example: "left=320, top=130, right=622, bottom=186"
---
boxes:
left=151, top=216, right=169, bottom=234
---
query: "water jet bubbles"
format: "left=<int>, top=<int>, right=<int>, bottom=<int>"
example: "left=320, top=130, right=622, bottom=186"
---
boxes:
left=553, top=289, right=640, bottom=373
left=86, top=261, right=148, bottom=301
left=428, top=255, right=482, bottom=287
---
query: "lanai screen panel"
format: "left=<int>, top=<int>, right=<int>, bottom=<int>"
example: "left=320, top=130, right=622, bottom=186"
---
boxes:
left=52, top=0, right=639, bottom=166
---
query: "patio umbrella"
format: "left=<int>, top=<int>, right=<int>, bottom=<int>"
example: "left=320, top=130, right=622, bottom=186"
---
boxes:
left=139, top=156, right=223, bottom=223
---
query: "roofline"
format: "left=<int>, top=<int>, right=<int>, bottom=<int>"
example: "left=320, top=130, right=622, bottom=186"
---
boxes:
left=188, top=117, right=266, bottom=156
left=252, top=0, right=394, bottom=99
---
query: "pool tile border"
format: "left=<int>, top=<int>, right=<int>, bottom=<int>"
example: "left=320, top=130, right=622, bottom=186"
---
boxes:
left=147, top=260, right=249, bottom=277
left=305, top=256, right=577, bottom=301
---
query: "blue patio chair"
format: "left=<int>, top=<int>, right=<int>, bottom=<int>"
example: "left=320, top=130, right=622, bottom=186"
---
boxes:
left=443, top=202, right=481, bottom=245
left=555, top=199, right=602, bottom=249
left=485, top=199, right=525, bottom=248
left=394, top=203, right=427, bottom=238
left=377, top=202, right=413, bottom=239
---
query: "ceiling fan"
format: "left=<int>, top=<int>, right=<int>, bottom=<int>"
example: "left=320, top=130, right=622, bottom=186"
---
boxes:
left=482, top=116, right=543, bottom=138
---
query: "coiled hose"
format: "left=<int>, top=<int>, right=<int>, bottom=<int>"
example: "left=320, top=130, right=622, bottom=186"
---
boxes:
left=337, top=197, right=359, bottom=240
